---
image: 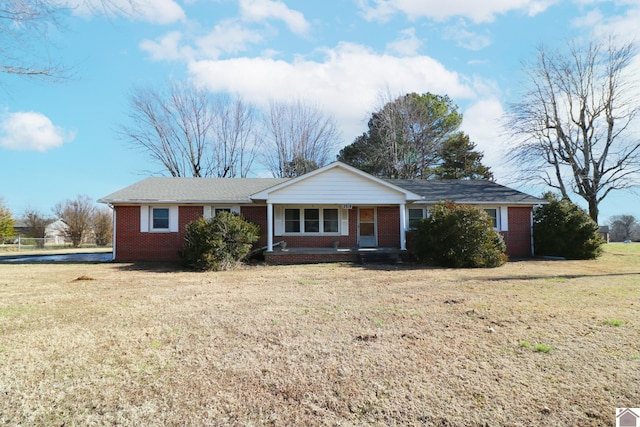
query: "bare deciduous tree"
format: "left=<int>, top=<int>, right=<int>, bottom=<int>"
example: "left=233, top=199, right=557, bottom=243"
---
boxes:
left=55, top=195, right=95, bottom=248
left=93, top=206, right=113, bottom=247
left=22, top=208, right=53, bottom=248
left=262, top=99, right=341, bottom=178
left=0, top=0, right=66, bottom=78
left=0, top=0, right=137, bottom=79
left=609, top=214, right=639, bottom=242
left=212, top=94, right=259, bottom=178
left=505, top=37, right=640, bottom=223
left=120, top=83, right=258, bottom=178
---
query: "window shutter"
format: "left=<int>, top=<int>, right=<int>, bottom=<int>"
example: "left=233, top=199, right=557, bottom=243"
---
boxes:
left=500, top=207, right=509, bottom=231
left=140, top=206, right=149, bottom=232
left=169, top=206, right=179, bottom=232
left=203, top=206, right=212, bottom=219
left=231, top=206, right=241, bottom=215
left=274, top=206, right=283, bottom=236
left=340, top=208, right=349, bottom=236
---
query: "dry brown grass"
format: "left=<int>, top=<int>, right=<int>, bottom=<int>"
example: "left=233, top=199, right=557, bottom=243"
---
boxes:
left=1, top=246, right=639, bottom=426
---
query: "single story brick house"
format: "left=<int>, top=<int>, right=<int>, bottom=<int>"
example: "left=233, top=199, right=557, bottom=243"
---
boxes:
left=98, top=162, right=545, bottom=263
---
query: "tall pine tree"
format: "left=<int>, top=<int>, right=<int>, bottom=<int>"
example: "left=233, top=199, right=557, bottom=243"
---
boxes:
left=338, top=92, right=462, bottom=179
left=434, top=132, right=493, bottom=180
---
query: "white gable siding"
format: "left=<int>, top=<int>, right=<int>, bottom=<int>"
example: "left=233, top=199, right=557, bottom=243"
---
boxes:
left=267, top=168, right=406, bottom=204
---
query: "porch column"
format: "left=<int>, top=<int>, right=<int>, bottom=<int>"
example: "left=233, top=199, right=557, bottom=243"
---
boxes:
left=399, top=203, right=407, bottom=251
left=267, top=203, right=273, bottom=252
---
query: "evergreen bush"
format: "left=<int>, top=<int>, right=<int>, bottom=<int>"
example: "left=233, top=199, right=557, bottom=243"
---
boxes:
left=180, top=212, right=260, bottom=271
left=412, top=202, right=507, bottom=268
left=533, top=194, right=603, bottom=259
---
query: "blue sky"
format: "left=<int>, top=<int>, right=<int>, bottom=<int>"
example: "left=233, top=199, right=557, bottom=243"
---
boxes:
left=1, top=0, right=639, bottom=224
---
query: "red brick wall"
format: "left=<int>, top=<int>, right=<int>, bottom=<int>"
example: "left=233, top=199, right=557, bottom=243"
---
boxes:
left=241, top=206, right=269, bottom=247
left=502, top=207, right=533, bottom=258
left=115, top=204, right=534, bottom=262
left=377, top=206, right=400, bottom=248
left=405, top=206, right=534, bottom=259
left=265, top=252, right=359, bottom=264
left=114, top=205, right=202, bottom=262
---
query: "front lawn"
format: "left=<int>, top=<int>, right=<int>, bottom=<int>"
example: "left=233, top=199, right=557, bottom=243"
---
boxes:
left=0, top=247, right=638, bottom=425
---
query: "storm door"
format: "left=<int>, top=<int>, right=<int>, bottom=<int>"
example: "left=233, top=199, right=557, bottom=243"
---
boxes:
left=358, top=207, right=377, bottom=247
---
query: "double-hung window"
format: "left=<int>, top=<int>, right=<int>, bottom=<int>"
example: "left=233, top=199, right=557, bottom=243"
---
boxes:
left=484, top=208, right=498, bottom=229
left=304, top=209, right=320, bottom=232
left=284, top=208, right=340, bottom=234
left=323, top=209, right=339, bottom=233
left=152, top=208, right=170, bottom=230
left=408, top=208, right=427, bottom=229
left=285, top=209, right=301, bottom=233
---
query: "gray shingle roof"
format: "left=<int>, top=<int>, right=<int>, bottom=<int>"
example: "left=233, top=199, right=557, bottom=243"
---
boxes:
left=98, top=177, right=289, bottom=204
left=99, top=176, right=544, bottom=206
left=387, top=179, right=545, bottom=205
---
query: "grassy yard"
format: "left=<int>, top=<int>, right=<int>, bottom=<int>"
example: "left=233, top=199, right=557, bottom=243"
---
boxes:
left=0, top=245, right=638, bottom=426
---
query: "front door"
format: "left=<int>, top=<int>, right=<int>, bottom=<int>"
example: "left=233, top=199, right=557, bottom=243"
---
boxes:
left=358, top=207, right=377, bottom=248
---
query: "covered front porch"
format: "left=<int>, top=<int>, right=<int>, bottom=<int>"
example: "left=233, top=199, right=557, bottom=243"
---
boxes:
left=249, top=162, right=424, bottom=263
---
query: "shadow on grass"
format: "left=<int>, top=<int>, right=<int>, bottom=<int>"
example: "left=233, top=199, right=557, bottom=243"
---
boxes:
left=113, top=261, right=184, bottom=273
left=477, top=271, right=640, bottom=282
left=109, top=256, right=640, bottom=280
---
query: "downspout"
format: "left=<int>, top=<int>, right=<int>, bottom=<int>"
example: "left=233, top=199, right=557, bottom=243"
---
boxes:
left=109, top=204, right=116, bottom=261
left=267, top=203, right=273, bottom=252
left=530, top=208, right=534, bottom=257
left=399, top=203, right=406, bottom=250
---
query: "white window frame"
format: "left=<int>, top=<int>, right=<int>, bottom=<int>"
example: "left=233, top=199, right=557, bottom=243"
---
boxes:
left=281, top=207, right=342, bottom=235
left=483, top=208, right=499, bottom=229
left=406, top=205, right=508, bottom=231
left=407, top=207, right=428, bottom=229
left=151, top=207, right=170, bottom=231
left=141, top=205, right=179, bottom=233
left=203, top=206, right=241, bottom=219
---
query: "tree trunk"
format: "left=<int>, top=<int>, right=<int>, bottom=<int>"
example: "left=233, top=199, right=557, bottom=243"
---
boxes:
left=588, top=198, right=599, bottom=224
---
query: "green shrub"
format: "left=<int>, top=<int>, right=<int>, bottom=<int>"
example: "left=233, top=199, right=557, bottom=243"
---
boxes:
left=533, top=193, right=603, bottom=259
left=180, top=212, right=260, bottom=271
left=411, top=202, right=508, bottom=268
left=0, top=201, right=15, bottom=243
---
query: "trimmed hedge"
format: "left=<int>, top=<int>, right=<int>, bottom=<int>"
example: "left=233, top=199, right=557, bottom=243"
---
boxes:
left=180, top=212, right=260, bottom=271
left=411, top=201, right=508, bottom=268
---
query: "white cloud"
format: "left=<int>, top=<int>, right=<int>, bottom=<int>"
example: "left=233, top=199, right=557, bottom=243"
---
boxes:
left=195, top=20, right=265, bottom=58
left=443, top=21, right=492, bottom=50
left=572, top=2, right=640, bottom=44
left=386, top=28, right=423, bottom=56
left=65, top=0, right=186, bottom=24
left=571, top=9, right=604, bottom=29
left=0, top=112, right=76, bottom=152
left=359, top=0, right=557, bottom=23
left=460, top=98, right=513, bottom=182
left=141, top=20, right=264, bottom=61
left=188, top=42, right=476, bottom=144
left=239, top=0, right=310, bottom=35
left=140, top=31, right=195, bottom=61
